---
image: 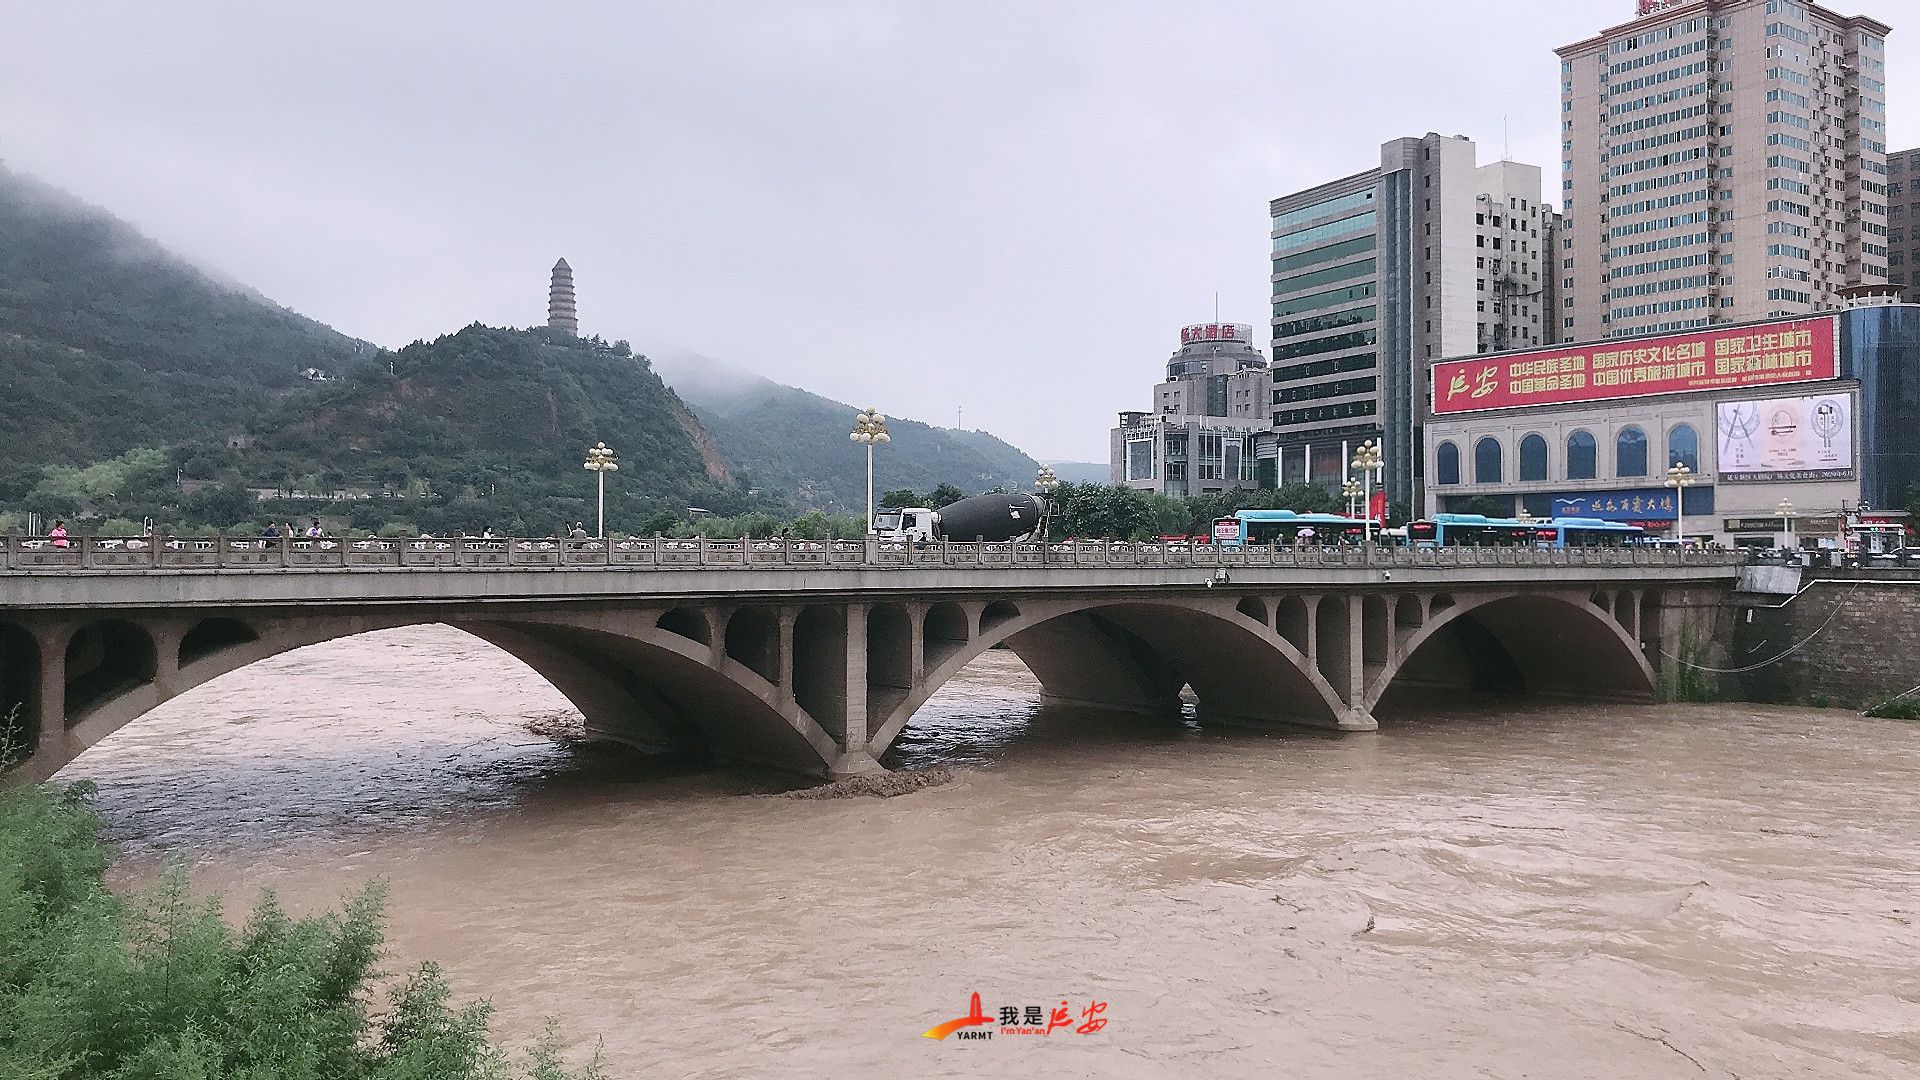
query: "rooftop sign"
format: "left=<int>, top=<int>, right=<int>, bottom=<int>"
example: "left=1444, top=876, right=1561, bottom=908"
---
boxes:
left=1431, top=315, right=1840, bottom=415
left=1180, top=323, right=1254, bottom=346
left=1637, top=0, right=1691, bottom=16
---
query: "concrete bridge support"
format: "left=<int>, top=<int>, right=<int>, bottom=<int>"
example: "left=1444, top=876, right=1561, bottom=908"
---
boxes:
left=1, top=575, right=1724, bottom=785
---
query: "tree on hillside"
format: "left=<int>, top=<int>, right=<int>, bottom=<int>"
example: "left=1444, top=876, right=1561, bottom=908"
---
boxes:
left=926, top=483, right=966, bottom=508
left=880, top=489, right=919, bottom=508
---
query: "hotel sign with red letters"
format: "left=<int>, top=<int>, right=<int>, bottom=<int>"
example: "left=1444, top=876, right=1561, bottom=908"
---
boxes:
left=1180, top=323, right=1252, bottom=345
left=1430, top=316, right=1839, bottom=416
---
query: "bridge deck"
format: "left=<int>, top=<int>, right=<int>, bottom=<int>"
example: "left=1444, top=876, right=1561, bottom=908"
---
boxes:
left=0, top=537, right=1743, bottom=608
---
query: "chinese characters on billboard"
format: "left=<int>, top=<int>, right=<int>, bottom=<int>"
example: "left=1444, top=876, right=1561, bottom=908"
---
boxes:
left=1431, top=317, right=1839, bottom=416
left=1550, top=488, right=1679, bottom=522
left=1179, top=323, right=1252, bottom=345
left=1716, top=392, right=1854, bottom=483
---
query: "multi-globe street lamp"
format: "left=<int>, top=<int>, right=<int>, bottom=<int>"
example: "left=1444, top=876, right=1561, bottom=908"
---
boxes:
left=1349, top=439, right=1384, bottom=543
left=1034, top=465, right=1059, bottom=541
left=1341, top=479, right=1363, bottom=521
left=1665, top=462, right=1695, bottom=545
left=1778, top=498, right=1799, bottom=552
left=582, top=442, right=618, bottom=538
left=849, top=407, right=890, bottom=533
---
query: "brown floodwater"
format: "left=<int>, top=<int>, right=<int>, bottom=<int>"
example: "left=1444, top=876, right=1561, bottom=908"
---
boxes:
left=58, top=625, right=1920, bottom=1079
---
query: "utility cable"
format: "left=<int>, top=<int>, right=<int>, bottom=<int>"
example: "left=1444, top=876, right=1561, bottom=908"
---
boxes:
left=1655, top=576, right=1864, bottom=675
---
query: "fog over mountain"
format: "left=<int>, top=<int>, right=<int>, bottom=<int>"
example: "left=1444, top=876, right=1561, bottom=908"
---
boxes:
left=654, top=350, right=1040, bottom=509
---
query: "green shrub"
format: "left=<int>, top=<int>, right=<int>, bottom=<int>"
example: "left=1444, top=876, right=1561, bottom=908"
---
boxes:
left=0, top=777, right=603, bottom=1079
left=1864, top=694, right=1920, bottom=721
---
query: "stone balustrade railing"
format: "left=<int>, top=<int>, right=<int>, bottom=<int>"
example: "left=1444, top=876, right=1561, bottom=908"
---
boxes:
left=0, top=534, right=1748, bottom=573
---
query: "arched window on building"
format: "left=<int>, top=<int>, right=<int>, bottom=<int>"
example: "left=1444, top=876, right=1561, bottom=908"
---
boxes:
left=1616, top=426, right=1648, bottom=477
left=1668, top=423, right=1699, bottom=473
left=1474, top=437, right=1503, bottom=484
left=1519, top=433, right=1549, bottom=482
left=1567, top=430, right=1597, bottom=480
left=1436, top=441, right=1460, bottom=485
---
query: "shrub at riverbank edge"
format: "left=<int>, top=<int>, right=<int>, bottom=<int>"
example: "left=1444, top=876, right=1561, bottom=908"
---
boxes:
left=0, top=770, right=605, bottom=1079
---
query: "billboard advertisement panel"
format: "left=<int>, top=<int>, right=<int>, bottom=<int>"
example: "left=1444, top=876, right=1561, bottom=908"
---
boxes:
left=1431, top=316, right=1839, bottom=415
left=1549, top=488, right=1681, bottom=522
left=1716, top=392, right=1854, bottom=482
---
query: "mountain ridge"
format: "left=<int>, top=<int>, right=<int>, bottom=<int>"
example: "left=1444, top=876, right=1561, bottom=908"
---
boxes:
left=653, top=350, right=1041, bottom=511
left=0, top=162, right=1050, bottom=532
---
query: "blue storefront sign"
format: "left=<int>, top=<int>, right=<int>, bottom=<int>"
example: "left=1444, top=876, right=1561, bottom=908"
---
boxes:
left=1547, top=487, right=1695, bottom=521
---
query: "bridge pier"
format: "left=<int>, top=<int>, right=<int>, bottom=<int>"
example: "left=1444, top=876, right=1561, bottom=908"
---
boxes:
left=34, top=627, right=68, bottom=777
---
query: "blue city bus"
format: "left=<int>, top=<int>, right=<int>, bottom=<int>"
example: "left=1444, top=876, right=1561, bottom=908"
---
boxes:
left=1407, top=514, right=1644, bottom=548
left=1216, top=510, right=1370, bottom=547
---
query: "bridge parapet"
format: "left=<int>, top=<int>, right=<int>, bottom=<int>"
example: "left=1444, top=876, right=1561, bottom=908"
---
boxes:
left=2, top=533, right=1746, bottom=574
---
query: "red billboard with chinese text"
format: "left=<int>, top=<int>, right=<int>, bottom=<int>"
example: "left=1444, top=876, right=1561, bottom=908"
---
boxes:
left=1430, top=316, right=1839, bottom=416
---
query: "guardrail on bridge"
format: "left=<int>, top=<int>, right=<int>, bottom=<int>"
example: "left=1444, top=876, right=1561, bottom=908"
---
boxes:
left=0, top=535, right=1747, bottom=572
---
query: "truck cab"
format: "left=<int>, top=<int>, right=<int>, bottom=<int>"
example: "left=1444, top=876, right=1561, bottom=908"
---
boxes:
left=872, top=507, right=937, bottom=542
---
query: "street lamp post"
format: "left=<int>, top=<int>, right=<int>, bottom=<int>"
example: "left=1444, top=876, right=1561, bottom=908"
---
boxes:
left=1034, top=465, right=1058, bottom=541
left=582, top=442, right=618, bottom=538
left=1349, top=439, right=1384, bottom=543
left=1777, top=498, right=1798, bottom=553
left=849, top=407, right=890, bottom=533
left=1341, top=479, right=1363, bottom=521
left=1665, top=462, right=1694, bottom=545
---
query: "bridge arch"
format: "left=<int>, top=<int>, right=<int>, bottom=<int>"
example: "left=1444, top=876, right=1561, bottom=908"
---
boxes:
left=1368, top=591, right=1654, bottom=713
left=867, top=595, right=1348, bottom=759
left=28, top=608, right=855, bottom=784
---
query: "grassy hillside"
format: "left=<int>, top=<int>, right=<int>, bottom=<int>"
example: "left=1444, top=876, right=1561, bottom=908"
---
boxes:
left=656, top=353, right=1039, bottom=511
left=0, top=162, right=365, bottom=468
left=204, top=325, right=740, bottom=534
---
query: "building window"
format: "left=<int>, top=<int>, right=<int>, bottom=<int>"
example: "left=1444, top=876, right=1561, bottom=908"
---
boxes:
left=1126, top=440, right=1155, bottom=481
left=1567, top=430, right=1597, bottom=479
left=1474, top=437, right=1503, bottom=484
left=1668, top=423, right=1700, bottom=472
left=1436, top=441, right=1460, bottom=486
left=1616, top=426, right=1649, bottom=477
left=1519, top=433, right=1549, bottom=482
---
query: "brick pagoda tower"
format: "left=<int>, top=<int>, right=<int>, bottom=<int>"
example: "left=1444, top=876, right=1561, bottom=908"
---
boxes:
left=547, top=258, right=578, bottom=336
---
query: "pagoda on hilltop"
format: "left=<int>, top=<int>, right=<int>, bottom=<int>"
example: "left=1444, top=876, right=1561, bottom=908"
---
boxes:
left=547, top=258, right=578, bottom=336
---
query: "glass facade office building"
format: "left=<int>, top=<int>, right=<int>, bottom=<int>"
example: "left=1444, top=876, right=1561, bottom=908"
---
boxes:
left=1268, top=134, right=1555, bottom=513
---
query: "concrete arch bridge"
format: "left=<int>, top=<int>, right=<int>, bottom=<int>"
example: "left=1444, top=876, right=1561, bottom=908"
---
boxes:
left=0, top=541, right=1740, bottom=784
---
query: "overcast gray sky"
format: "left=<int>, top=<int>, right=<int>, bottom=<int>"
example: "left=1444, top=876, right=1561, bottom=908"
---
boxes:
left=4, top=1, right=1913, bottom=460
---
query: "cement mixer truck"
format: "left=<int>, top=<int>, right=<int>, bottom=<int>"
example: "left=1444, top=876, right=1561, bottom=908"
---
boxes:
left=871, top=492, right=1047, bottom=543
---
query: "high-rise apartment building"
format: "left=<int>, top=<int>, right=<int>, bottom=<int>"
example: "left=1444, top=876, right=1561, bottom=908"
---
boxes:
left=1267, top=134, right=1553, bottom=511
left=1556, top=0, right=1891, bottom=342
left=1887, top=146, right=1920, bottom=301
